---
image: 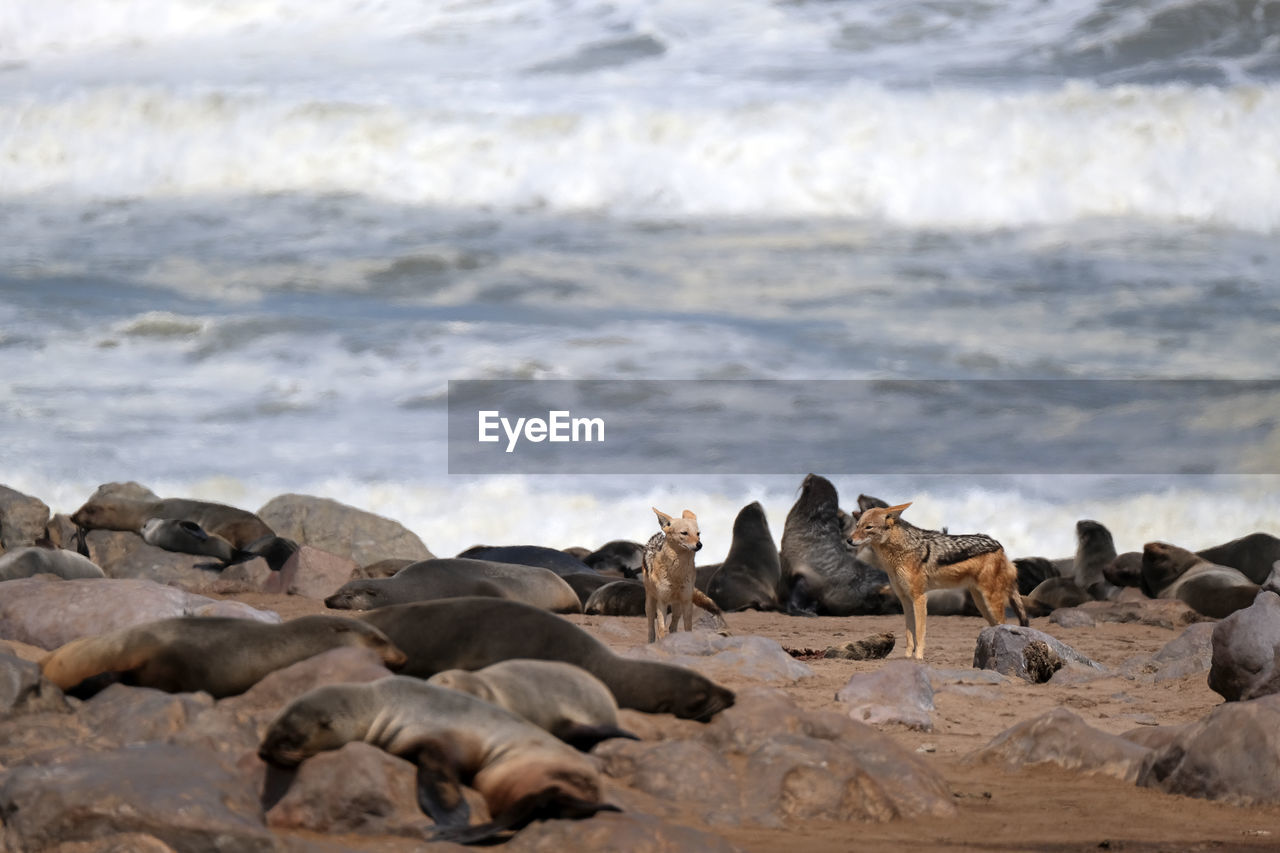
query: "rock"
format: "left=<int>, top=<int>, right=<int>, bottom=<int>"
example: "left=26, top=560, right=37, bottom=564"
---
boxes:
left=973, top=625, right=1103, bottom=683
left=0, top=577, right=279, bottom=650
left=0, top=651, right=70, bottom=718
left=258, top=494, right=433, bottom=566
left=0, top=711, right=100, bottom=767
left=84, top=530, right=256, bottom=594
left=1146, top=622, right=1216, bottom=682
left=260, top=546, right=357, bottom=599
left=971, top=707, right=1151, bottom=782
left=1079, top=599, right=1210, bottom=630
left=1121, top=723, right=1193, bottom=752
left=1209, top=590, right=1280, bottom=701
left=42, top=514, right=81, bottom=551
left=0, top=486, right=51, bottom=551
left=1137, top=694, right=1280, bottom=805
left=599, top=687, right=954, bottom=828
left=1049, top=607, right=1096, bottom=628
left=835, top=660, right=935, bottom=730
left=0, top=743, right=275, bottom=852
left=43, top=833, right=179, bottom=852
left=505, top=811, right=744, bottom=853
left=265, top=741, right=436, bottom=839
left=80, top=685, right=214, bottom=746
left=823, top=632, right=895, bottom=660
left=622, top=632, right=813, bottom=683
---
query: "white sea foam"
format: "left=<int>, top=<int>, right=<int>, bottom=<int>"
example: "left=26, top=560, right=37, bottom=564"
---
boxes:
left=3, top=82, right=1277, bottom=230
left=10, top=469, right=1278, bottom=566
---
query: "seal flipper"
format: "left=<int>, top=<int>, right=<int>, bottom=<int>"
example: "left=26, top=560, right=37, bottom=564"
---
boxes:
left=412, top=743, right=470, bottom=828
left=785, top=576, right=820, bottom=617
left=428, top=791, right=620, bottom=845
left=555, top=723, right=640, bottom=752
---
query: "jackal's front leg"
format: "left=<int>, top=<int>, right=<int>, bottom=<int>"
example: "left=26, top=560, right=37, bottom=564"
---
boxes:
left=911, top=594, right=928, bottom=660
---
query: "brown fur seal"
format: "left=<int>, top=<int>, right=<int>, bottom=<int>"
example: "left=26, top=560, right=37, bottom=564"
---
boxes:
left=259, top=676, right=616, bottom=844
left=581, top=540, right=644, bottom=578
left=707, top=501, right=781, bottom=611
left=1196, top=532, right=1280, bottom=585
left=779, top=474, right=893, bottom=616
left=140, top=518, right=237, bottom=562
left=0, top=546, right=104, bottom=581
left=72, top=491, right=297, bottom=569
left=1073, top=520, right=1121, bottom=600
left=360, top=598, right=735, bottom=721
left=427, top=660, right=636, bottom=750
left=1140, top=542, right=1259, bottom=618
left=454, top=545, right=594, bottom=578
left=40, top=615, right=406, bottom=698
left=324, top=558, right=581, bottom=614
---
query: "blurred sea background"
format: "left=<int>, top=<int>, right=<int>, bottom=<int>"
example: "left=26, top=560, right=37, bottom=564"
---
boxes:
left=1, top=0, right=1278, bottom=560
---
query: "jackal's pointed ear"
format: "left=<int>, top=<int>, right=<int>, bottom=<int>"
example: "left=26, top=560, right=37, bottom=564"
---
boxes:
left=681, top=509, right=696, bottom=521
left=885, top=502, right=912, bottom=525
left=652, top=508, right=673, bottom=529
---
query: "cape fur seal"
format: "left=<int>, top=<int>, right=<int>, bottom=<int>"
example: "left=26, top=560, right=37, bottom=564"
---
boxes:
left=71, top=492, right=297, bottom=569
left=40, top=615, right=406, bottom=698
left=778, top=474, right=894, bottom=616
left=360, top=598, right=735, bottom=721
left=581, top=540, right=643, bottom=578
left=707, top=501, right=782, bottom=612
left=428, top=660, right=636, bottom=750
left=140, top=519, right=236, bottom=563
left=260, top=676, right=615, bottom=844
left=1196, top=532, right=1280, bottom=585
left=583, top=579, right=646, bottom=615
left=324, top=558, right=581, bottom=614
left=0, top=546, right=104, bottom=581
left=455, top=545, right=595, bottom=578
left=562, top=572, right=614, bottom=606
left=1138, top=542, right=1259, bottom=618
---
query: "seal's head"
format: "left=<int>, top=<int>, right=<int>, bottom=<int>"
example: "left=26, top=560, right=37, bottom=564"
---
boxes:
left=259, top=684, right=368, bottom=767
left=324, top=583, right=385, bottom=611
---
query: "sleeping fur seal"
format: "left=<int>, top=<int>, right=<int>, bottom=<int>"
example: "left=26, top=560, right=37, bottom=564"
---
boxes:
left=40, top=614, right=406, bottom=698
left=71, top=491, right=297, bottom=569
left=324, top=558, right=581, bottom=614
left=428, top=660, right=636, bottom=750
left=455, top=545, right=595, bottom=578
left=0, top=546, right=104, bottom=581
left=260, top=676, right=615, bottom=844
left=140, top=518, right=237, bottom=563
left=360, top=598, right=735, bottom=721
left=707, top=501, right=781, bottom=612
left=778, top=474, right=893, bottom=616
left=581, top=540, right=644, bottom=578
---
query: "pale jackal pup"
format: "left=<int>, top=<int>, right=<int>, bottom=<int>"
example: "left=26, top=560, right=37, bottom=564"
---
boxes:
left=849, top=502, right=1027, bottom=660
left=642, top=508, right=719, bottom=643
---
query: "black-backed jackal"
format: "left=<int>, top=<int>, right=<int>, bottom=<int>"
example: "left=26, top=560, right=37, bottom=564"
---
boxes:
left=849, top=502, right=1027, bottom=659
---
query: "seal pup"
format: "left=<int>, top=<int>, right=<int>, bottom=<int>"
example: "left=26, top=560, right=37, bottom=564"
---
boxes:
left=0, top=545, right=104, bottom=581
left=707, top=501, right=781, bottom=612
left=778, top=474, right=893, bottom=616
left=40, top=615, right=407, bottom=698
left=641, top=508, right=710, bottom=642
left=455, top=545, right=595, bottom=578
left=360, top=598, right=735, bottom=721
left=1139, top=542, right=1258, bottom=618
left=324, top=558, right=581, bottom=614
left=850, top=502, right=1027, bottom=660
left=428, top=660, right=636, bottom=750
left=260, top=676, right=616, bottom=844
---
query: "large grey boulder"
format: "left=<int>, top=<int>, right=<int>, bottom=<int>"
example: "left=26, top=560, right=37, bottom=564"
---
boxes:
left=258, top=494, right=433, bottom=566
left=0, top=577, right=279, bottom=650
left=0, top=743, right=276, bottom=853
left=0, top=486, right=50, bottom=551
left=1137, top=694, right=1280, bottom=805
left=970, top=707, right=1152, bottom=782
left=973, top=625, right=1103, bottom=683
left=1208, top=590, right=1280, bottom=701
left=835, top=660, right=935, bottom=731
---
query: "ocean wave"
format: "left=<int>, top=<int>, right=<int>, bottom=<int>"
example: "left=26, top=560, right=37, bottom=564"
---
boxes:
left=2, top=81, right=1278, bottom=230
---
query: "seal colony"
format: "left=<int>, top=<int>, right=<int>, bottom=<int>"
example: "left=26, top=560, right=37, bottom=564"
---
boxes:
left=4, top=476, right=1280, bottom=849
